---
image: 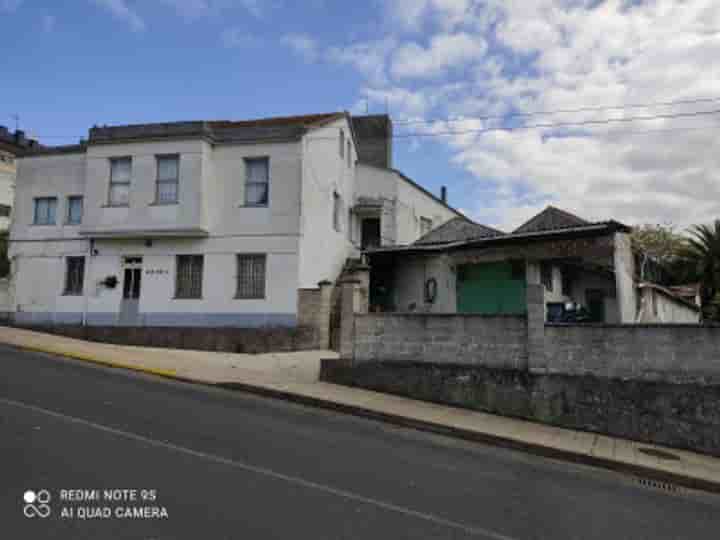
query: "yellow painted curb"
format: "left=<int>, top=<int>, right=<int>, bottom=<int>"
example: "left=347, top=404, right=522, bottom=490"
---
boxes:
left=10, top=342, right=181, bottom=380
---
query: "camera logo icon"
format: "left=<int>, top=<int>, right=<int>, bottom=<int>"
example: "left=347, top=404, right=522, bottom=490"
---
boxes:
left=23, top=490, right=51, bottom=518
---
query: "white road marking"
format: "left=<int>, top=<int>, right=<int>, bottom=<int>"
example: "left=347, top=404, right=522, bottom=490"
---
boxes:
left=1, top=396, right=518, bottom=540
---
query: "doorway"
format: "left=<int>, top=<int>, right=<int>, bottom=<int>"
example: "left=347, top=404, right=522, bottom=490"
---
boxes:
left=120, top=256, right=143, bottom=325
left=361, top=218, right=381, bottom=250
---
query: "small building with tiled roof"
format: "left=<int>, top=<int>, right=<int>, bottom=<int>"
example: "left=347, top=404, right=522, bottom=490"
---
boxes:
left=363, top=205, right=697, bottom=324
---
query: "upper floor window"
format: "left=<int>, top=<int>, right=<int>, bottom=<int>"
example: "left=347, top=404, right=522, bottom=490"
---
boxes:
left=175, top=255, right=203, bottom=299
left=339, top=130, right=345, bottom=158
left=109, top=157, right=131, bottom=206
left=333, top=192, right=342, bottom=232
left=67, top=196, right=83, bottom=225
left=244, top=157, right=269, bottom=207
left=63, top=256, right=85, bottom=296
left=347, top=140, right=351, bottom=167
left=156, top=155, right=179, bottom=204
left=33, top=197, right=57, bottom=225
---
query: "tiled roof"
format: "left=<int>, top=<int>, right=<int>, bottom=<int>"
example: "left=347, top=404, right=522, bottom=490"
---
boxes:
left=88, top=113, right=344, bottom=145
left=415, top=217, right=504, bottom=245
left=514, top=206, right=590, bottom=234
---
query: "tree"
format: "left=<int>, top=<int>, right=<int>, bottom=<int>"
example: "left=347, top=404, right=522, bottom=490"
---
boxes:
left=631, top=223, right=688, bottom=283
left=683, top=220, right=720, bottom=322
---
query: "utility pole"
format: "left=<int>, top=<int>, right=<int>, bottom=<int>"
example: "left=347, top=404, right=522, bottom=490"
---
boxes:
left=10, top=114, right=19, bottom=131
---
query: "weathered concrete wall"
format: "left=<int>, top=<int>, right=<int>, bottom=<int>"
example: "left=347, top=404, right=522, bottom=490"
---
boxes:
left=321, top=360, right=720, bottom=457
left=543, top=324, right=720, bottom=384
left=11, top=323, right=319, bottom=354
left=353, top=312, right=528, bottom=370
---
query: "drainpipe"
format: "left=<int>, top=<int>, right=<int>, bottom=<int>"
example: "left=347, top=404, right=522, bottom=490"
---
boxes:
left=82, top=239, right=93, bottom=327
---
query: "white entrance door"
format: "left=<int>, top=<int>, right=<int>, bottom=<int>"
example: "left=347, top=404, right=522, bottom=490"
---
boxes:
left=119, top=256, right=143, bottom=326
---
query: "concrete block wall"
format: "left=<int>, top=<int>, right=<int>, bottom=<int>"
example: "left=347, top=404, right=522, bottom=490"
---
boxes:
left=544, top=323, right=720, bottom=384
left=352, top=312, right=528, bottom=370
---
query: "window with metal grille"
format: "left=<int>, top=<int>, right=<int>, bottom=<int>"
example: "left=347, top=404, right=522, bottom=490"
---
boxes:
left=156, top=155, right=179, bottom=204
left=175, top=255, right=203, bottom=299
left=64, top=257, right=85, bottom=295
left=540, top=262, right=553, bottom=291
left=244, top=157, right=269, bottom=206
left=109, top=157, right=131, bottom=206
left=33, top=197, right=57, bottom=225
left=236, top=254, right=266, bottom=299
left=67, top=196, right=83, bottom=225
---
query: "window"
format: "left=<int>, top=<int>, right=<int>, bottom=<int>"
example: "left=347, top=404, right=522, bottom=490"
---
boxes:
left=109, top=157, right=131, bottom=206
left=347, top=140, right=351, bottom=167
left=420, top=217, right=433, bottom=236
left=33, top=197, right=57, bottom=225
left=175, top=255, right=203, bottom=299
left=156, top=155, right=179, bottom=204
left=333, top=191, right=342, bottom=232
left=236, top=254, right=266, bottom=299
left=244, top=157, right=269, bottom=206
left=64, top=257, right=85, bottom=295
left=540, top=262, right=553, bottom=291
left=339, top=130, right=345, bottom=158
left=67, top=196, right=83, bottom=225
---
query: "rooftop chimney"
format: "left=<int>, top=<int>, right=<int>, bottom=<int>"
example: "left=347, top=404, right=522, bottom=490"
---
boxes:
left=14, top=130, right=26, bottom=146
left=441, top=186, right=447, bottom=203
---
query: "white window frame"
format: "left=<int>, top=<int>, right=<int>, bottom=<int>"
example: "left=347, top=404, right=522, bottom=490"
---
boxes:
left=156, top=154, right=180, bottom=205
left=108, top=157, right=132, bottom=206
left=66, top=195, right=83, bottom=225
left=33, top=197, right=57, bottom=225
left=244, top=157, right=270, bottom=207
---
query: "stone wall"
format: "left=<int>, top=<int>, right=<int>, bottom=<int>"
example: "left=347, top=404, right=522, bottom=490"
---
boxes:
left=352, top=312, right=528, bottom=370
left=321, top=360, right=720, bottom=457
left=543, top=323, right=720, bottom=384
left=11, top=324, right=319, bottom=354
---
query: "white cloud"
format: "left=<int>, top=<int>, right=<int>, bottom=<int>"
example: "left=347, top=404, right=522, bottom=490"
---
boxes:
left=92, top=0, right=145, bottom=31
left=391, top=32, right=487, bottom=79
left=329, top=0, right=720, bottom=230
left=327, top=38, right=397, bottom=85
left=282, top=33, right=319, bottom=62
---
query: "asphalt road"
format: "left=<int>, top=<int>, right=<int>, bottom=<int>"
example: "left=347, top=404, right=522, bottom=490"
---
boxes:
left=1, top=344, right=719, bottom=540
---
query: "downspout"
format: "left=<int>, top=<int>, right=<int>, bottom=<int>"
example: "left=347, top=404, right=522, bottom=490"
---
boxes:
left=82, top=238, right=93, bottom=327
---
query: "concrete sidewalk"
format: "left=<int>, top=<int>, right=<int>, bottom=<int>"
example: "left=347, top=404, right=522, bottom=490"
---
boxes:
left=2, top=326, right=720, bottom=494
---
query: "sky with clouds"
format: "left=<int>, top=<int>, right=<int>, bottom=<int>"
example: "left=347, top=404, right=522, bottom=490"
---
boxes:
left=3, top=0, right=720, bottom=231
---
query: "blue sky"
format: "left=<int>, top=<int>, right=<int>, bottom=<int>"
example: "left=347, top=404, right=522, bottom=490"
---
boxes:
left=3, top=1, right=720, bottom=229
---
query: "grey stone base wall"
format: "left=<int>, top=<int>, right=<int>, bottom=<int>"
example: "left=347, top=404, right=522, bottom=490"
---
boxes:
left=11, top=324, right=319, bottom=354
left=320, top=360, right=720, bottom=457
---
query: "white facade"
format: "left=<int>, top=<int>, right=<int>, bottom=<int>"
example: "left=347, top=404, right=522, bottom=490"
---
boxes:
left=9, top=114, right=458, bottom=327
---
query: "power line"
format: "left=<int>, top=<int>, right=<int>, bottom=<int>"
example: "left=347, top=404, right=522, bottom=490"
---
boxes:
left=26, top=107, right=720, bottom=142
left=392, top=96, right=720, bottom=126
left=391, top=108, right=720, bottom=139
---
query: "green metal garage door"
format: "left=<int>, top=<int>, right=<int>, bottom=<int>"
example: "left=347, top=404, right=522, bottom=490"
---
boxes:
left=456, top=262, right=527, bottom=315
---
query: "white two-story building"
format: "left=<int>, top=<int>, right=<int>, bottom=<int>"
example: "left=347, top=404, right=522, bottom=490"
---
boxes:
left=10, top=112, right=460, bottom=327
